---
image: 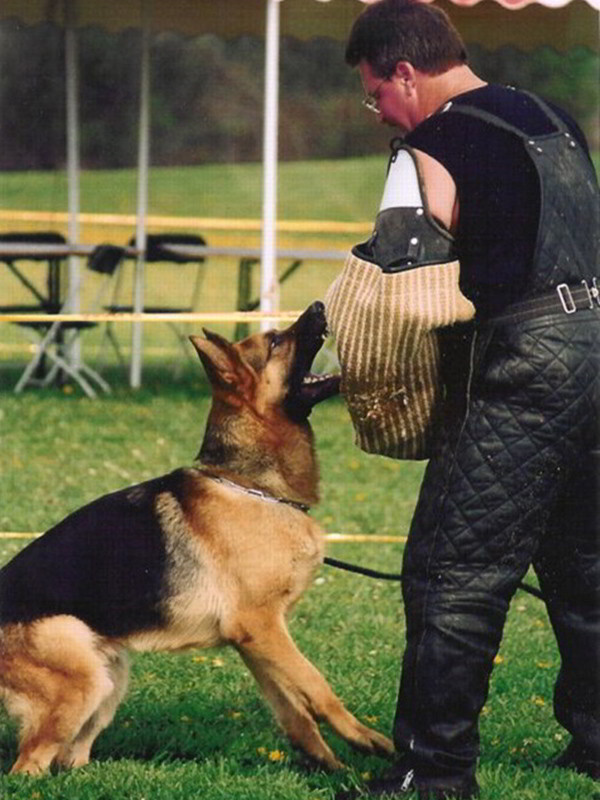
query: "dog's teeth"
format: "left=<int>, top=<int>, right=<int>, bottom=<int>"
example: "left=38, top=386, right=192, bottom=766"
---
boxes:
left=302, top=373, right=333, bottom=385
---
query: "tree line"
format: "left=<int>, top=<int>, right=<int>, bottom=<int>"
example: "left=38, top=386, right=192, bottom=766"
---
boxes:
left=0, top=20, right=597, bottom=171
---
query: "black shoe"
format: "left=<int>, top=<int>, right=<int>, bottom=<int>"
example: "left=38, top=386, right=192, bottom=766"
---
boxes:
left=414, top=775, right=480, bottom=800
left=335, top=759, right=479, bottom=799
left=553, top=740, right=600, bottom=780
left=335, top=757, right=416, bottom=799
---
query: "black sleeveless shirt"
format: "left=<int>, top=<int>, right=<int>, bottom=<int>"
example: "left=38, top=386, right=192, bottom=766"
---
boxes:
left=405, top=84, right=591, bottom=317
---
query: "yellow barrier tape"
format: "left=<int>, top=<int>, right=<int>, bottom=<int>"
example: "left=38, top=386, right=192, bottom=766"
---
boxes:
left=326, top=533, right=406, bottom=543
left=0, top=532, right=405, bottom=543
left=0, top=209, right=372, bottom=235
left=0, top=310, right=303, bottom=324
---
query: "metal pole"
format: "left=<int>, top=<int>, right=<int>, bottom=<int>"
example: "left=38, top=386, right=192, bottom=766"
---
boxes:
left=260, top=0, right=280, bottom=330
left=64, top=0, right=81, bottom=366
left=130, top=0, right=152, bottom=388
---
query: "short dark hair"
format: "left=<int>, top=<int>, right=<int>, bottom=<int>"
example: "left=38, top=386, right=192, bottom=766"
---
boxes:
left=345, top=0, right=468, bottom=77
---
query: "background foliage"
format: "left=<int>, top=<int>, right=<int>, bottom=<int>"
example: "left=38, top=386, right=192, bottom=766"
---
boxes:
left=0, top=21, right=597, bottom=171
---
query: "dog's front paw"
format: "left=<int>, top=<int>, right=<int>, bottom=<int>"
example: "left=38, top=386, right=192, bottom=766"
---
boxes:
left=367, top=729, right=395, bottom=757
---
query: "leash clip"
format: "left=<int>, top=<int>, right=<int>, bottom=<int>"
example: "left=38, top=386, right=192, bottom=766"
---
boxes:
left=556, top=283, right=576, bottom=314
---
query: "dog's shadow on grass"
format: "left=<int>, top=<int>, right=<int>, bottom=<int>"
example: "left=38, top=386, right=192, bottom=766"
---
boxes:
left=0, top=695, right=251, bottom=772
left=0, top=699, right=388, bottom=783
left=91, top=695, right=264, bottom=765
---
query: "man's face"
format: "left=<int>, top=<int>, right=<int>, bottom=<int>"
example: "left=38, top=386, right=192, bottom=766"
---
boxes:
left=359, top=60, right=418, bottom=133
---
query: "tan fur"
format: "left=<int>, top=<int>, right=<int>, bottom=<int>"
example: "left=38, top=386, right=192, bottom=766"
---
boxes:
left=0, top=617, right=125, bottom=774
left=0, top=312, right=393, bottom=774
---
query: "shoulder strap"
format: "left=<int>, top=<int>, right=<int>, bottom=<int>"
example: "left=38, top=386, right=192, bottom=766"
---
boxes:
left=439, top=88, right=567, bottom=140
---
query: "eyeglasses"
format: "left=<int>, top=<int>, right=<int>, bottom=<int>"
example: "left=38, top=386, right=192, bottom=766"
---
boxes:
left=362, top=77, right=388, bottom=114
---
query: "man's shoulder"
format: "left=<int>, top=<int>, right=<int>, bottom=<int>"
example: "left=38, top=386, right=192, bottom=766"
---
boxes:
left=409, top=84, right=585, bottom=147
left=449, top=84, right=582, bottom=141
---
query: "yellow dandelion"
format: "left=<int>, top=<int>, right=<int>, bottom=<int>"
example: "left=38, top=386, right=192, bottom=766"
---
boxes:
left=355, top=492, right=366, bottom=502
left=532, top=696, right=546, bottom=706
left=211, top=657, right=225, bottom=668
left=349, top=459, right=360, bottom=471
left=192, top=655, right=207, bottom=663
left=481, top=705, right=491, bottom=716
left=257, top=747, right=267, bottom=756
left=493, top=655, right=504, bottom=665
left=361, top=772, right=372, bottom=781
left=268, top=750, right=286, bottom=762
left=536, top=661, right=552, bottom=669
left=227, top=710, right=243, bottom=719
left=62, top=384, right=74, bottom=395
left=363, top=715, right=378, bottom=724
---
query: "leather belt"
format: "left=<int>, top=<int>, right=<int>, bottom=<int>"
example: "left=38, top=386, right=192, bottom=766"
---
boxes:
left=489, top=279, right=600, bottom=325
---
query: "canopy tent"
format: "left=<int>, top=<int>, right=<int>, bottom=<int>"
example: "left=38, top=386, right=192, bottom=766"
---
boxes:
left=3, top=0, right=599, bottom=48
left=1, top=0, right=598, bottom=387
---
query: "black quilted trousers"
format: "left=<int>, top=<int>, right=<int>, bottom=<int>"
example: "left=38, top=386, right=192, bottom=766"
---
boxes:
left=393, top=312, right=600, bottom=780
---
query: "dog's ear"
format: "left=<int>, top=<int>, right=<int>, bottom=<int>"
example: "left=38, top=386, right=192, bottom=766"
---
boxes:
left=190, top=330, right=248, bottom=390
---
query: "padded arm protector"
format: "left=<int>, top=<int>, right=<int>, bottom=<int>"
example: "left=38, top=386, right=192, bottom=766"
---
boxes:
left=325, top=143, right=474, bottom=459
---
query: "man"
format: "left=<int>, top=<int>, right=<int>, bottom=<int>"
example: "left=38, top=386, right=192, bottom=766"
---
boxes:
left=333, top=1, right=600, bottom=798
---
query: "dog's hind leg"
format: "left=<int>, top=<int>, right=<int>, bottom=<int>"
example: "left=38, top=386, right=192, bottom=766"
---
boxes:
left=2, top=617, right=117, bottom=775
left=56, top=648, right=130, bottom=770
left=234, top=615, right=394, bottom=769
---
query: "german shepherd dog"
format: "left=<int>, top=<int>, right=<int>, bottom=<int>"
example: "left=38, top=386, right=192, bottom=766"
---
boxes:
left=0, top=301, right=393, bottom=775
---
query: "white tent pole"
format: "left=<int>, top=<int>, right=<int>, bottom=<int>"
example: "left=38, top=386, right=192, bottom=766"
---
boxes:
left=64, top=0, right=81, bottom=366
left=259, top=0, right=280, bottom=330
left=130, top=0, right=152, bottom=389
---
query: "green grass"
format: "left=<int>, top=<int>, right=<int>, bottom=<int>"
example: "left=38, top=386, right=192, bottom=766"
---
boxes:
left=0, top=372, right=597, bottom=800
left=0, top=157, right=387, bottom=224
left=1, top=152, right=597, bottom=225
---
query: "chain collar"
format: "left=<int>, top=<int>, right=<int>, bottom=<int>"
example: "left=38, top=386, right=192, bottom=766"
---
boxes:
left=202, top=472, right=310, bottom=513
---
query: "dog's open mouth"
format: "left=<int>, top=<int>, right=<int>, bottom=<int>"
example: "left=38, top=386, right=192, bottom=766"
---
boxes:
left=284, top=301, right=341, bottom=419
left=300, top=370, right=341, bottom=407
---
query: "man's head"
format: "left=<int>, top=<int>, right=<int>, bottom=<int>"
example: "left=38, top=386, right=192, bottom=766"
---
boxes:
left=345, top=0, right=467, bottom=78
left=346, top=0, right=469, bottom=129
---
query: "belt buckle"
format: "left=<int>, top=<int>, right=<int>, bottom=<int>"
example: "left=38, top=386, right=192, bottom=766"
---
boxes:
left=579, top=278, right=600, bottom=310
left=556, top=283, right=577, bottom=314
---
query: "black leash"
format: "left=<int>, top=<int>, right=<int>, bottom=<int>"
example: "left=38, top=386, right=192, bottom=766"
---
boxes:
left=323, top=556, right=544, bottom=601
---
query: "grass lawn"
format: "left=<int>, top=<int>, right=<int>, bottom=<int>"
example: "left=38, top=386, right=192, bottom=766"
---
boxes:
left=0, top=366, right=597, bottom=800
left=0, top=156, right=388, bottom=251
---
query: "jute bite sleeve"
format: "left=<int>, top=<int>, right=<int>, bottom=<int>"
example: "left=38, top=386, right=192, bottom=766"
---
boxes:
left=324, top=144, right=475, bottom=459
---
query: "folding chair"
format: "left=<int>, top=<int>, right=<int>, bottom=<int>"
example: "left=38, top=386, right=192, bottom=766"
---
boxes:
left=0, top=231, right=68, bottom=382
left=0, top=231, right=68, bottom=314
left=102, top=233, right=207, bottom=368
left=12, top=244, right=124, bottom=398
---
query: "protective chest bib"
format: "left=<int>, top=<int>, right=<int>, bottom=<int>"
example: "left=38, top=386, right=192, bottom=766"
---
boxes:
left=440, top=90, right=600, bottom=296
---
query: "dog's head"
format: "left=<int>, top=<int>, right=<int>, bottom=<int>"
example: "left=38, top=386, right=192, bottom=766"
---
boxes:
left=190, top=301, right=340, bottom=423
